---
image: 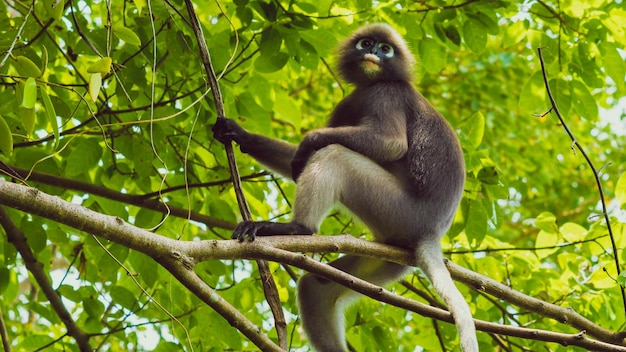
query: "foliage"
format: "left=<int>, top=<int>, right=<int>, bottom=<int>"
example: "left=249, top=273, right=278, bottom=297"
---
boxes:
left=0, top=0, right=625, bottom=351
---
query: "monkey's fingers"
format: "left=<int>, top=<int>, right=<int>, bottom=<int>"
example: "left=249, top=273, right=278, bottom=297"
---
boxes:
left=232, top=221, right=315, bottom=242
left=212, top=116, right=243, bottom=144
left=231, top=220, right=259, bottom=242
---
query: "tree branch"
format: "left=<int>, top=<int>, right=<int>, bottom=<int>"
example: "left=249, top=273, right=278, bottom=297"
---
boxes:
left=0, top=306, right=11, bottom=352
left=0, top=162, right=235, bottom=230
left=537, top=46, right=625, bottom=314
left=182, top=0, right=287, bottom=348
left=0, top=180, right=625, bottom=350
left=0, top=206, right=92, bottom=351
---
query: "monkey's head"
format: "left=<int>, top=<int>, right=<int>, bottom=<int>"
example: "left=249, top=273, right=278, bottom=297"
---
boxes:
left=338, top=24, right=415, bottom=86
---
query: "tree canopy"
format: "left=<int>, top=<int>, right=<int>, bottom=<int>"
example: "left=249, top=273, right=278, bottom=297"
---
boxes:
left=1, top=0, right=626, bottom=351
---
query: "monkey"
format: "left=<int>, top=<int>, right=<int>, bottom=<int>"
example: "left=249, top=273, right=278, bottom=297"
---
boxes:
left=212, top=23, right=478, bottom=352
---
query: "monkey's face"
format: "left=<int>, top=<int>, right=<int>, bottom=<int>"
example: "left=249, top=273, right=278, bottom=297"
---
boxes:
left=354, top=37, right=395, bottom=77
left=338, top=24, right=414, bottom=86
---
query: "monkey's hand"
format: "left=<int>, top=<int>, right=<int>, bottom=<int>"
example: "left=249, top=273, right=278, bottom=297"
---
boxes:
left=212, top=117, right=246, bottom=145
left=232, top=221, right=314, bottom=241
left=291, top=132, right=329, bottom=180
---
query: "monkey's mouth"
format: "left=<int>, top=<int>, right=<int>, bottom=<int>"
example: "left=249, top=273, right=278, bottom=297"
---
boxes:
left=361, top=54, right=381, bottom=73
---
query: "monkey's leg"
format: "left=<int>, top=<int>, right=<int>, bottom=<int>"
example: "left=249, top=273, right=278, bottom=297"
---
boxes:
left=291, top=144, right=423, bottom=240
left=293, top=145, right=477, bottom=351
left=298, top=255, right=411, bottom=352
left=293, top=144, right=413, bottom=350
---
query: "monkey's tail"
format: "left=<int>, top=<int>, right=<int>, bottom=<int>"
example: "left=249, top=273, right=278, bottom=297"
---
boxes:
left=415, top=242, right=479, bottom=352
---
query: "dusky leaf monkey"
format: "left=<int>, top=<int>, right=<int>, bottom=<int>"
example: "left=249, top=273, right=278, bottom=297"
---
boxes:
left=213, top=23, right=478, bottom=352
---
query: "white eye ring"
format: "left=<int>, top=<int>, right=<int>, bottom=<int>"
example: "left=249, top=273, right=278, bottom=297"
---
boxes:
left=379, top=43, right=394, bottom=58
left=356, top=38, right=373, bottom=50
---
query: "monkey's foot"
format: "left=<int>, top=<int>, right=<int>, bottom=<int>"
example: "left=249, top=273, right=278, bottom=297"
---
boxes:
left=232, top=221, right=314, bottom=242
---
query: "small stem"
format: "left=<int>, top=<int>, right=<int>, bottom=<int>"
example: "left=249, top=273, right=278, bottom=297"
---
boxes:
left=537, top=47, right=625, bottom=315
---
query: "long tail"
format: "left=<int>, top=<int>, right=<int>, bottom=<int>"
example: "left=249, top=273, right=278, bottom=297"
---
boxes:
left=416, top=241, right=478, bottom=352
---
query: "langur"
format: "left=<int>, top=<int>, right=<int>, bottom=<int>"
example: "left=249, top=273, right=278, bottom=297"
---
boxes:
left=213, top=23, right=478, bottom=352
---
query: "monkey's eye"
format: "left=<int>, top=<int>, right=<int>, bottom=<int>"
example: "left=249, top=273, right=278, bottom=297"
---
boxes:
left=379, top=43, right=395, bottom=58
left=356, top=38, right=373, bottom=50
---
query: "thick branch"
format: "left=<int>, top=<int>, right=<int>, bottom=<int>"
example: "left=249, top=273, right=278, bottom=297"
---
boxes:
left=0, top=163, right=235, bottom=230
left=0, top=180, right=280, bottom=351
left=0, top=180, right=624, bottom=350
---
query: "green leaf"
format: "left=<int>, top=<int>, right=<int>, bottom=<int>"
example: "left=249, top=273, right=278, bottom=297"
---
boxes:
left=128, top=252, right=159, bottom=288
left=548, top=78, right=571, bottom=117
left=21, top=219, right=47, bottom=253
left=254, top=52, right=289, bottom=73
left=83, top=297, right=105, bottom=318
left=603, top=43, right=625, bottom=93
left=296, top=39, right=319, bottom=70
left=460, top=112, right=485, bottom=150
left=134, top=208, right=161, bottom=228
left=0, top=115, right=13, bottom=156
left=466, top=199, right=488, bottom=242
left=274, top=89, right=301, bottom=127
left=535, top=229, right=559, bottom=259
left=97, top=243, right=129, bottom=278
left=467, top=11, right=499, bottom=35
left=114, top=26, right=141, bottom=46
left=0, top=268, right=10, bottom=294
left=419, top=38, right=447, bottom=73
left=477, top=166, right=499, bottom=185
left=58, top=284, right=83, bottom=302
left=616, top=172, right=626, bottom=206
left=260, top=27, right=282, bottom=55
left=502, top=20, right=527, bottom=48
left=618, top=271, right=626, bottom=288
left=518, top=71, right=546, bottom=113
left=14, top=56, right=42, bottom=77
left=89, top=73, right=102, bottom=103
left=444, top=25, right=461, bottom=46
left=20, top=107, right=36, bottom=136
left=110, top=286, right=138, bottom=310
left=65, top=138, right=102, bottom=176
left=571, top=79, right=598, bottom=120
left=87, top=57, right=113, bottom=74
left=40, top=85, right=59, bottom=146
left=535, top=212, right=558, bottom=233
left=559, top=222, right=587, bottom=242
left=21, top=77, right=37, bottom=109
left=462, top=19, right=487, bottom=53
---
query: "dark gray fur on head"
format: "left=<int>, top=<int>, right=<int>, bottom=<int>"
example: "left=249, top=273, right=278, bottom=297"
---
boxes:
left=338, top=23, right=415, bottom=85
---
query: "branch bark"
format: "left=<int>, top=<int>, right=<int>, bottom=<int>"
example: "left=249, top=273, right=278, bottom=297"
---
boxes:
left=0, top=180, right=625, bottom=350
left=0, top=162, right=235, bottom=230
left=181, top=0, right=287, bottom=348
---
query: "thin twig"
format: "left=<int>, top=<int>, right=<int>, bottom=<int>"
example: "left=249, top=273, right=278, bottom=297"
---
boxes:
left=537, top=47, right=625, bottom=314
left=182, top=1, right=288, bottom=348
left=0, top=306, right=10, bottom=352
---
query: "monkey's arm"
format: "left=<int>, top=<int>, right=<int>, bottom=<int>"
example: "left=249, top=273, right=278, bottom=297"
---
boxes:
left=212, top=117, right=297, bottom=178
left=291, top=111, right=407, bottom=179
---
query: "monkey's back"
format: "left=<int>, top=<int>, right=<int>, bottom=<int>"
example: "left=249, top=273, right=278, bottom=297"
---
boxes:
left=405, top=88, right=465, bottom=199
